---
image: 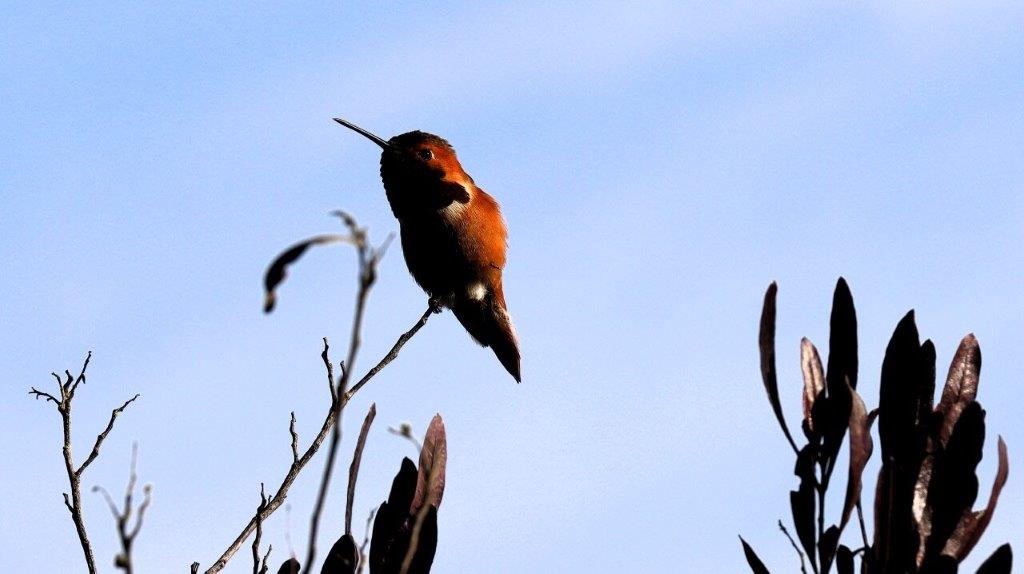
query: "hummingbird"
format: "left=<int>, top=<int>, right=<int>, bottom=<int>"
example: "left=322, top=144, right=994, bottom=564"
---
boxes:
left=334, top=118, right=521, bottom=382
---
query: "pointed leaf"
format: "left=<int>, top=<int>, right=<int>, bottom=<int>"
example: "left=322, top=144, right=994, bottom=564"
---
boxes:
left=840, top=383, right=873, bottom=533
left=800, top=338, right=825, bottom=434
left=819, top=525, right=840, bottom=573
left=874, top=311, right=929, bottom=572
left=791, top=443, right=818, bottom=572
left=739, top=537, right=772, bottom=574
left=836, top=545, right=854, bottom=574
left=975, top=544, right=1012, bottom=574
left=820, top=278, right=859, bottom=484
left=924, top=402, right=985, bottom=562
left=413, top=414, right=447, bottom=513
left=263, top=234, right=354, bottom=313
left=938, top=334, right=982, bottom=446
left=759, top=283, right=798, bottom=453
left=403, top=506, right=438, bottom=574
left=950, top=436, right=1010, bottom=561
left=369, top=458, right=419, bottom=573
left=321, top=534, right=359, bottom=574
left=347, top=404, right=377, bottom=535
left=826, top=277, right=859, bottom=391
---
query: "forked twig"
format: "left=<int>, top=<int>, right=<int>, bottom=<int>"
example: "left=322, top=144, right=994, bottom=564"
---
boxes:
left=28, top=352, right=140, bottom=574
left=93, top=444, right=152, bottom=574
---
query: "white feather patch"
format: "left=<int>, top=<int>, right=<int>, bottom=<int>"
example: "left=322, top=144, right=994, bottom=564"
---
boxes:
left=467, top=282, right=487, bottom=301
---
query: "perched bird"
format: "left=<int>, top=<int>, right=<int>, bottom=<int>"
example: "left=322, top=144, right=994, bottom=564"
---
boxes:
left=334, top=118, right=521, bottom=382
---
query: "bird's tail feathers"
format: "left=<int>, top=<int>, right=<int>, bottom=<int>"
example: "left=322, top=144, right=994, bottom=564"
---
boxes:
left=451, top=294, right=521, bottom=383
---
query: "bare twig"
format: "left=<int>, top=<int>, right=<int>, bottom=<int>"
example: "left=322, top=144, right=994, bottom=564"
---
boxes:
left=252, top=484, right=270, bottom=574
left=80, top=394, right=141, bottom=476
left=304, top=218, right=379, bottom=573
left=28, top=352, right=140, bottom=574
left=93, top=444, right=152, bottom=574
left=856, top=501, right=869, bottom=549
left=345, top=303, right=439, bottom=401
left=347, top=404, right=377, bottom=535
left=356, top=509, right=376, bottom=574
left=289, top=412, right=299, bottom=465
left=778, top=520, right=809, bottom=574
left=387, top=423, right=422, bottom=452
left=203, top=218, right=437, bottom=574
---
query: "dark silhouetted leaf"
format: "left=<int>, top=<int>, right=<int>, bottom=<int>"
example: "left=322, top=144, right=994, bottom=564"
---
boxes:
left=321, top=534, right=359, bottom=574
left=938, top=334, right=982, bottom=446
left=277, top=558, right=300, bottom=574
left=952, top=437, right=1010, bottom=560
left=403, top=506, right=438, bottom=574
left=874, top=311, right=929, bottom=573
left=923, top=402, right=985, bottom=563
left=800, top=338, right=825, bottom=434
left=412, top=414, right=447, bottom=514
left=263, top=234, right=354, bottom=313
left=369, top=458, right=419, bottom=574
left=827, top=277, right=859, bottom=391
left=975, top=544, right=1012, bottom=574
left=836, top=545, right=854, bottom=574
left=819, top=525, right=840, bottom=573
left=739, top=536, right=771, bottom=574
left=791, top=444, right=818, bottom=572
left=840, top=383, right=873, bottom=533
left=759, top=282, right=799, bottom=453
left=818, top=278, right=859, bottom=486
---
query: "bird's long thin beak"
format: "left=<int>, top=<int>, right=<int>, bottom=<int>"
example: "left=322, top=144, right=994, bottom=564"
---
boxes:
left=333, top=118, right=391, bottom=149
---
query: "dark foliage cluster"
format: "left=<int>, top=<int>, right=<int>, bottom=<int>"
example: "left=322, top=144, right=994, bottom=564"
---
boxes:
left=742, top=279, right=1011, bottom=574
left=277, top=414, right=447, bottom=574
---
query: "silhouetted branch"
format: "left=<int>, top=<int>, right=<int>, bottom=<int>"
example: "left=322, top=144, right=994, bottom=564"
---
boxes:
left=387, top=423, right=423, bottom=452
left=779, top=520, right=809, bottom=574
left=28, top=352, right=140, bottom=574
left=93, top=444, right=152, bottom=574
left=252, top=484, right=272, bottom=574
left=357, top=509, right=375, bottom=574
left=304, top=214, right=381, bottom=573
left=289, top=412, right=299, bottom=465
left=204, top=216, right=436, bottom=574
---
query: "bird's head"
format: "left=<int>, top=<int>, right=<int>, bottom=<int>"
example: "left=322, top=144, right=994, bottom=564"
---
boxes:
left=334, top=118, right=473, bottom=213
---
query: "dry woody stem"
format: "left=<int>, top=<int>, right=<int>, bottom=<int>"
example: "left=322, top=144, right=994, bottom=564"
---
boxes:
left=205, top=216, right=436, bottom=574
left=28, top=352, right=140, bottom=574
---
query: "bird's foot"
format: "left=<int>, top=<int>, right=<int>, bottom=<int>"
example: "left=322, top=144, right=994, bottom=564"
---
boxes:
left=428, top=296, right=445, bottom=314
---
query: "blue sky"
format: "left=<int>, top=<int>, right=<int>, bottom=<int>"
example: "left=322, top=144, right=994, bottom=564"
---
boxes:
left=2, top=2, right=1022, bottom=572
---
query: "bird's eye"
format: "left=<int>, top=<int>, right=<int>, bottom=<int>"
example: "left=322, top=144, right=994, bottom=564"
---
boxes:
left=418, top=148, right=433, bottom=160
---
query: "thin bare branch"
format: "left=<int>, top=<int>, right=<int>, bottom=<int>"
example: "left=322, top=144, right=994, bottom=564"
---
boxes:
left=347, top=404, right=377, bottom=535
left=68, top=351, right=93, bottom=399
left=779, top=520, right=809, bottom=574
left=344, top=302, right=438, bottom=402
left=93, top=445, right=152, bottom=574
left=28, top=352, right=138, bottom=574
left=322, top=338, right=337, bottom=404
left=304, top=222, right=376, bottom=573
left=29, top=387, right=60, bottom=404
left=387, top=423, right=422, bottom=452
left=356, top=509, right=375, bottom=574
left=289, top=412, right=299, bottom=464
left=78, top=394, right=141, bottom=477
left=253, top=484, right=269, bottom=574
